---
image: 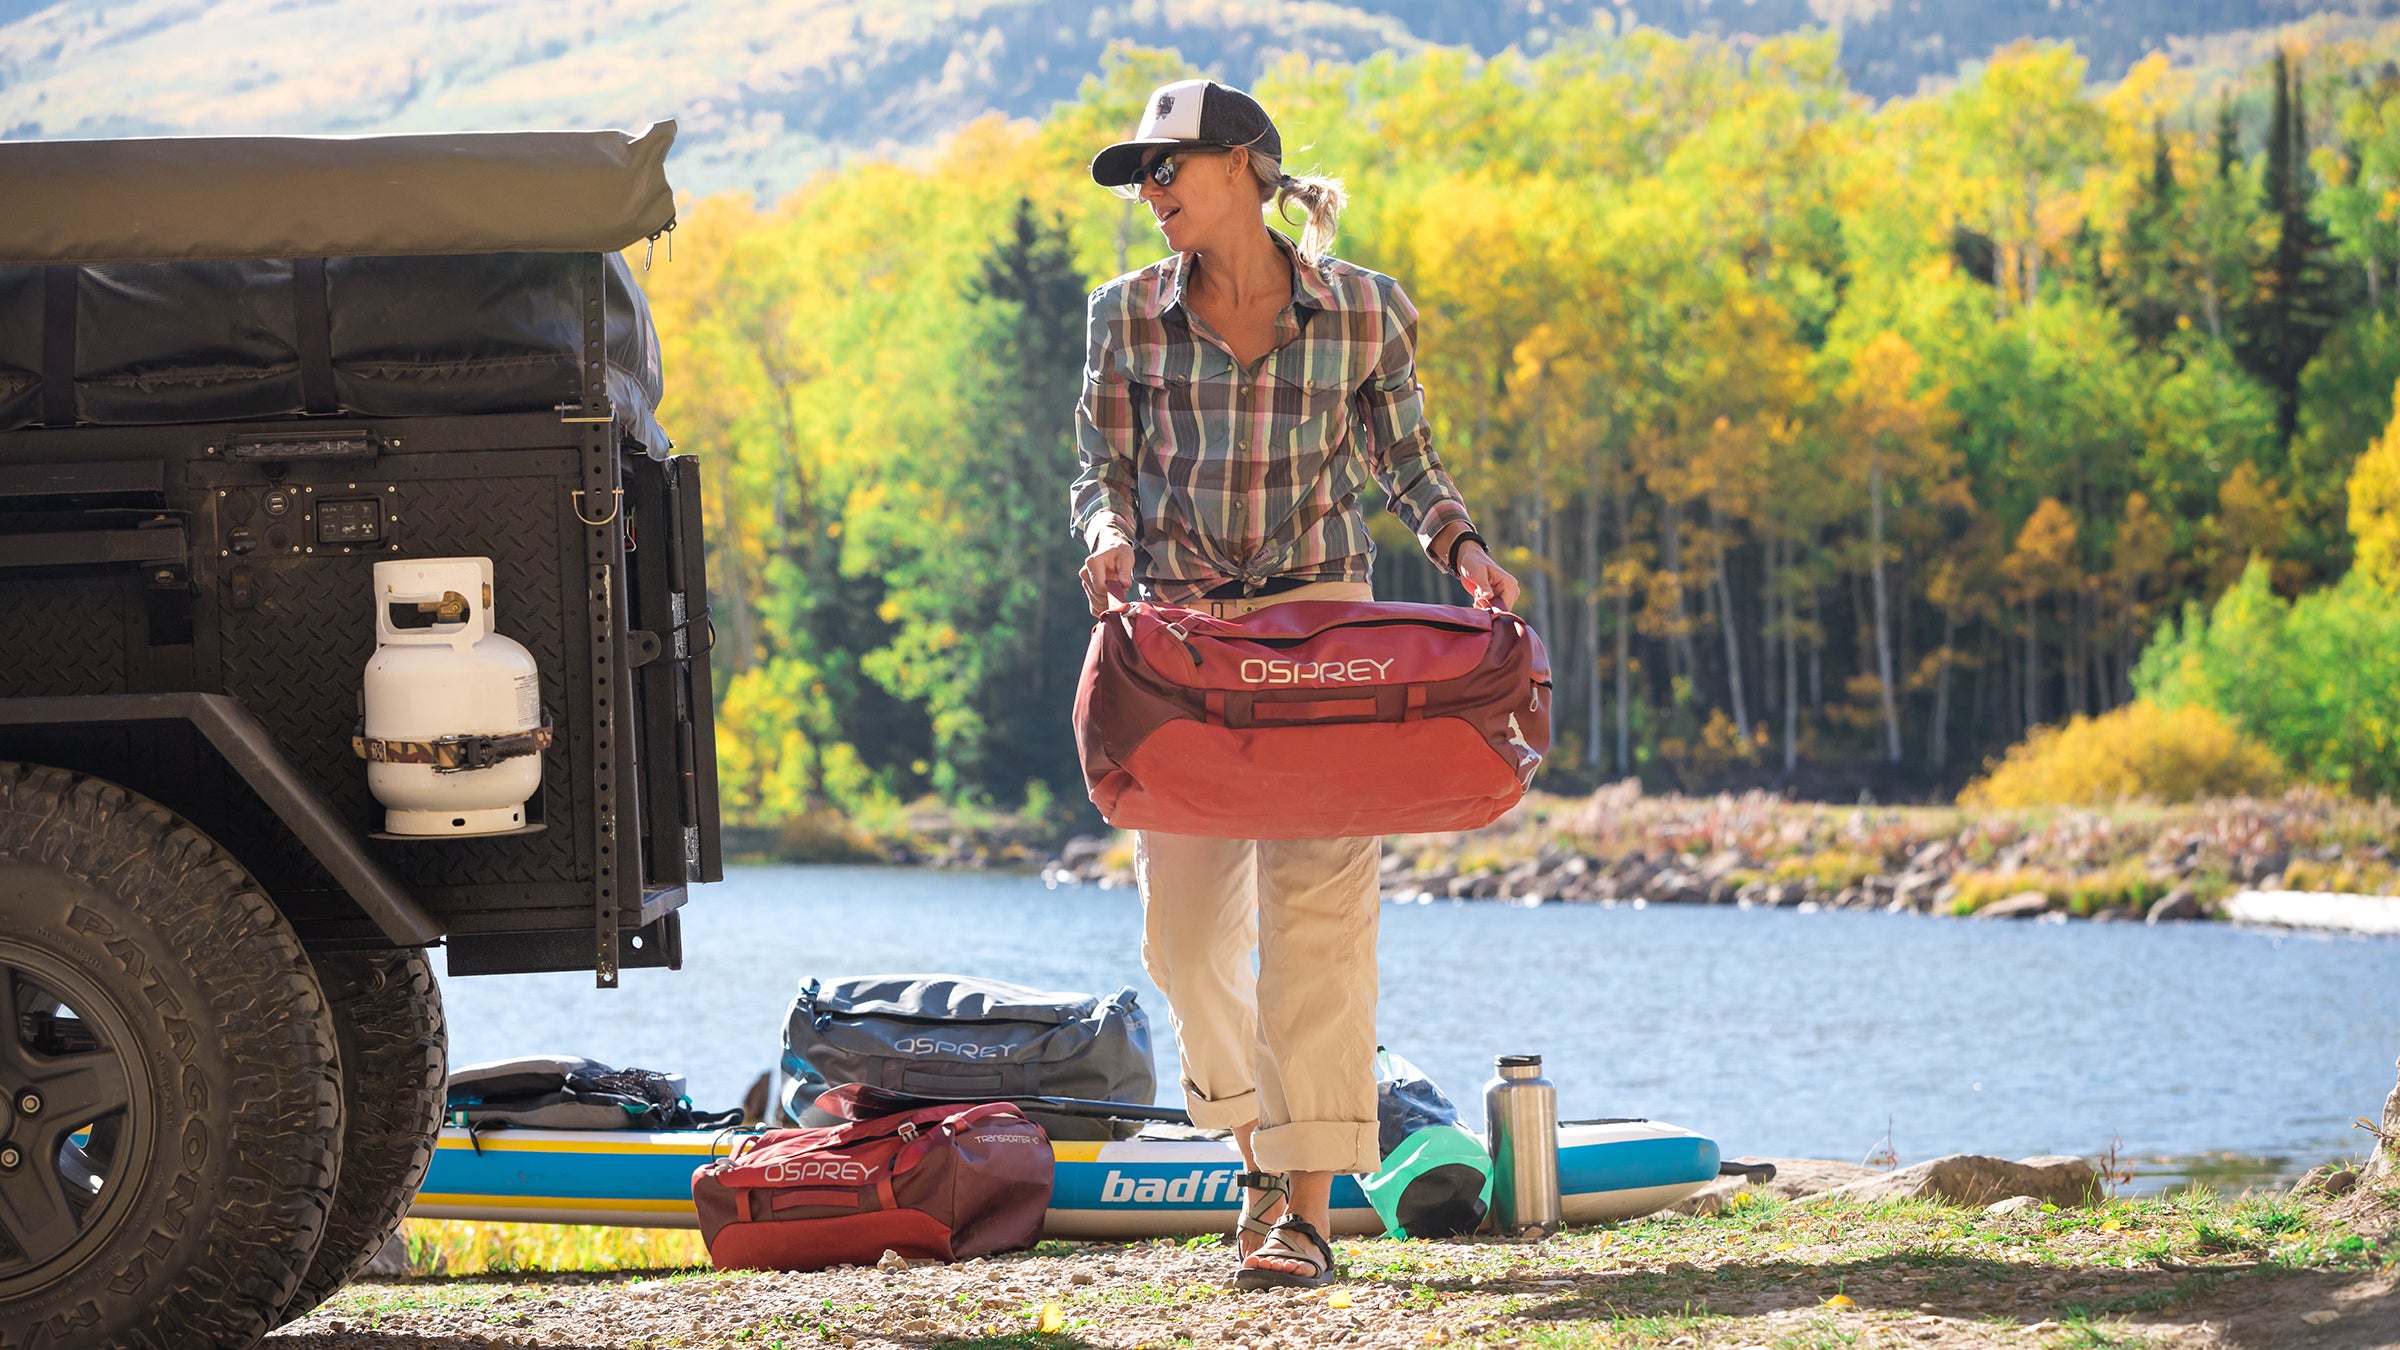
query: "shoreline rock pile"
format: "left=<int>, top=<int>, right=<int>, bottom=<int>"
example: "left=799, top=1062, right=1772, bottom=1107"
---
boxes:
left=1040, top=785, right=2400, bottom=925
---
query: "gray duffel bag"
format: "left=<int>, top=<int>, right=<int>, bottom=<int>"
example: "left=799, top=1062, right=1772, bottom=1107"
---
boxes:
left=778, top=975, right=1154, bottom=1131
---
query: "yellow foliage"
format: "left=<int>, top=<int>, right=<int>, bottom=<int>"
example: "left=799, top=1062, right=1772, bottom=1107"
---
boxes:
left=394, top=1220, right=706, bottom=1276
left=1946, top=864, right=2181, bottom=916
left=1770, top=848, right=1880, bottom=890
left=2283, top=856, right=2400, bottom=896
left=1959, top=701, right=2288, bottom=808
left=2002, top=497, right=2081, bottom=598
left=2348, top=378, right=2400, bottom=589
left=2211, top=463, right=2293, bottom=592
left=1946, top=868, right=2064, bottom=915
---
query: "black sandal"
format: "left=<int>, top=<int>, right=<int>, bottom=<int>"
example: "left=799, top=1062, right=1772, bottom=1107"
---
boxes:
left=1234, top=1170, right=1288, bottom=1259
left=1235, top=1213, right=1339, bottom=1290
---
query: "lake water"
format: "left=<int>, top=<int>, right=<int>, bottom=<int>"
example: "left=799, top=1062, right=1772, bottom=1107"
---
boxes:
left=438, top=865, right=2400, bottom=1191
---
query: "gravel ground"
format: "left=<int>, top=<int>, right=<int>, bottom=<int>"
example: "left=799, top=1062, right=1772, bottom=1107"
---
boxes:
left=269, top=1190, right=2399, bottom=1350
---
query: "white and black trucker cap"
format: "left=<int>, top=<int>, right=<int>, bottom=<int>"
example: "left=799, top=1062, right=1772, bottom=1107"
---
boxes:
left=1090, top=79, right=1283, bottom=188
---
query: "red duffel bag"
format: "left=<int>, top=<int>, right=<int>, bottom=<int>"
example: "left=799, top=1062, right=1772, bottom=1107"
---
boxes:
left=1074, top=599, right=1551, bottom=839
left=691, top=1087, right=1053, bottom=1272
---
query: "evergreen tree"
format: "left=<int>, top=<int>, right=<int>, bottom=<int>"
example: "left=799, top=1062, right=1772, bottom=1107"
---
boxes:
left=2236, top=48, right=2355, bottom=443
left=2111, top=118, right=2182, bottom=347
left=957, top=198, right=1094, bottom=800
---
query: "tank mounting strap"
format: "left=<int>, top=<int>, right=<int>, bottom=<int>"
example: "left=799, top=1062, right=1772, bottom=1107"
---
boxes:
left=353, top=722, right=555, bottom=773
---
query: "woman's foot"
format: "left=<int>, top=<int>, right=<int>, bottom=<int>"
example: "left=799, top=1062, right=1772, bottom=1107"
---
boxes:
left=1233, top=1170, right=1288, bottom=1260
left=1242, top=1169, right=1335, bottom=1279
left=1236, top=1214, right=1340, bottom=1289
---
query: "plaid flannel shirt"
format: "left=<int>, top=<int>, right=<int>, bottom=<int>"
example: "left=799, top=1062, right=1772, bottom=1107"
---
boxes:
left=1070, top=234, right=1475, bottom=604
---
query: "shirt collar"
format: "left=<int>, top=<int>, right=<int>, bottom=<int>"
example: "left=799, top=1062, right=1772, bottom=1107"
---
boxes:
left=1153, top=231, right=1340, bottom=319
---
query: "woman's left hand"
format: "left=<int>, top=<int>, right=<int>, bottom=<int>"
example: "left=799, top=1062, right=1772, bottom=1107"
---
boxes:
left=1456, top=542, right=1520, bottom=613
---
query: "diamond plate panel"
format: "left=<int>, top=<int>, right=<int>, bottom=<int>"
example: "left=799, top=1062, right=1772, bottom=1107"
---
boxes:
left=216, top=471, right=582, bottom=892
left=0, top=577, right=129, bottom=696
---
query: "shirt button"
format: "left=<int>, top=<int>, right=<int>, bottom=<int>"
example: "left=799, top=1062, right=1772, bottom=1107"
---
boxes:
left=1238, top=441, right=1249, bottom=451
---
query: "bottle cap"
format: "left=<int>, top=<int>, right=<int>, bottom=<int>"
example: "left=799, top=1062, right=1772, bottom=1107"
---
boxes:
left=1496, top=1053, right=1542, bottom=1070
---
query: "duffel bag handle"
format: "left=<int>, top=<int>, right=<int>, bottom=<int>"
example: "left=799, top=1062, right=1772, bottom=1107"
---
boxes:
left=758, top=1169, right=903, bottom=1220
left=892, top=1064, right=1022, bottom=1098
left=1207, top=685, right=1427, bottom=729
left=759, top=1187, right=866, bottom=1219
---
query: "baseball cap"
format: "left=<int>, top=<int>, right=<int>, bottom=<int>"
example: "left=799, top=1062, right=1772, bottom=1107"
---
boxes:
left=1089, top=79, right=1283, bottom=189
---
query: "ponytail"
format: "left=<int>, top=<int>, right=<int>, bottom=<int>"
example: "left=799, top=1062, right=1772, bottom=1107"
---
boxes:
left=1248, top=152, right=1347, bottom=266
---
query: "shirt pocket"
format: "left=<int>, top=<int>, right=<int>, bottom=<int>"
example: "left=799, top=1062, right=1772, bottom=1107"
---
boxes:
left=1277, top=364, right=1364, bottom=469
left=1119, top=342, right=1234, bottom=413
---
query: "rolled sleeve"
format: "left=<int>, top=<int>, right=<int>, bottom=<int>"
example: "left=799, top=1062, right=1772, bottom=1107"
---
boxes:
left=1070, top=290, right=1141, bottom=553
left=1353, top=281, right=1474, bottom=564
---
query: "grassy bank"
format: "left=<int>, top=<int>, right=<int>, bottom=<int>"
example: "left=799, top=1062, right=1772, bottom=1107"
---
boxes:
left=293, top=1184, right=2397, bottom=1347
left=1027, top=786, right=2400, bottom=922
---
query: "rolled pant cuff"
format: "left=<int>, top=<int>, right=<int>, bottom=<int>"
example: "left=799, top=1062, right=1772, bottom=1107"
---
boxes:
left=1180, top=1087, right=1259, bottom=1132
left=1254, top=1120, right=1381, bottom=1176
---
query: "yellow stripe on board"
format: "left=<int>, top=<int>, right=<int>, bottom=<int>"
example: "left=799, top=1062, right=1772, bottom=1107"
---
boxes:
left=1050, top=1142, right=1106, bottom=1163
left=433, top=1136, right=726, bottom=1156
left=415, top=1193, right=699, bottom=1214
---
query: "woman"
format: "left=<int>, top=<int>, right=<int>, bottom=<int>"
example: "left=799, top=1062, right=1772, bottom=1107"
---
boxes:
left=1071, top=78, right=1519, bottom=1288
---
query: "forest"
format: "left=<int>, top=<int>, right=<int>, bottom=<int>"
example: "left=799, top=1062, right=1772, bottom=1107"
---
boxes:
left=641, top=23, right=2400, bottom=827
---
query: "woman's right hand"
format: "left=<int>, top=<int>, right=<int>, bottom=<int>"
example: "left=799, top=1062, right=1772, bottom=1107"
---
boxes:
left=1079, top=531, right=1135, bottom=616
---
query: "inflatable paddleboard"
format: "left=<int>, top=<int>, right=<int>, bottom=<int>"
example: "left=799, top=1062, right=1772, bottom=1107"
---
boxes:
left=413, top=1120, right=1718, bottom=1236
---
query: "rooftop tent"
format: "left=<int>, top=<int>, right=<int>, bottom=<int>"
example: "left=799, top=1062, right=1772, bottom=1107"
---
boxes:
left=0, top=124, right=678, bottom=448
left=0, top=124, right=677, bottom=265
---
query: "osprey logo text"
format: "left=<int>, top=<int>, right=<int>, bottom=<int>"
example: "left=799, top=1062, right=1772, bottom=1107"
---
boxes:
left=1238, top=657, right=1395, bottom=685
left=761, top=1158, right=870, bottom=1184
left=894, top=1036, right=1008, bottom=1060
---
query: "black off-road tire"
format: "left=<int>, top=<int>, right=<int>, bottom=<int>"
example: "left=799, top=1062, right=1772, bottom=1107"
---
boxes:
left=278, top=948, right=446, bottom=1323
left=0, top=764, right=342, bottom=1349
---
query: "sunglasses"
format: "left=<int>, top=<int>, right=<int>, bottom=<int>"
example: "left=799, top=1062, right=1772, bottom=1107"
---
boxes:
left=1109, top=146, right=1230, bottom=200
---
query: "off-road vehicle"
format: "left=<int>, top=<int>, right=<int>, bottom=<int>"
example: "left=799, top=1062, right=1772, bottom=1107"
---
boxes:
left=0, top=123, right=720, bottom=1347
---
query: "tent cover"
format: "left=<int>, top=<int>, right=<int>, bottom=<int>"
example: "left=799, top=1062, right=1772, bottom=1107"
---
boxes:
left=0, top=125, right=678, bottom=444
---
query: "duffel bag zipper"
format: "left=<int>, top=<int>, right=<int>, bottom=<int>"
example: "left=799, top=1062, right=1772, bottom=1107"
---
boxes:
left=1231, top=616, right=1490, bottom=650
left=1160, top=616, right=1204, bottom=665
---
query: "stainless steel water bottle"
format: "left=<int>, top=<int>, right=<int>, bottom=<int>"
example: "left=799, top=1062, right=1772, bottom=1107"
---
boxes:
left=1484, top=1053, right=1561, bottom=1238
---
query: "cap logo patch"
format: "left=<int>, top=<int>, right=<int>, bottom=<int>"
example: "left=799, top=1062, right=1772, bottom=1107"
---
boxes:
left=1155, top=92, right=1175, bottom=117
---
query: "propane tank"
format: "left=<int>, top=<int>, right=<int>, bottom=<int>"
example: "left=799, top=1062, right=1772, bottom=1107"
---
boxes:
left=356, top=557, right=547, bottom=837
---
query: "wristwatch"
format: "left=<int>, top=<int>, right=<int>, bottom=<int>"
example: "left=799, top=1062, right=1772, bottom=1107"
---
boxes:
left=1445, top=529, right=1489, bottom=576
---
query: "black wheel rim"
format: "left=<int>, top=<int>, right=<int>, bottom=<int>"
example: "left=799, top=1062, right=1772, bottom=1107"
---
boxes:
left=0, top=941, right=154, bottom=1296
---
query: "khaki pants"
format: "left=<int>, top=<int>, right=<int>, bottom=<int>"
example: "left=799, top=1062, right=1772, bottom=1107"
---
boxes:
left=1136, top=579, right=1382, bottom=1176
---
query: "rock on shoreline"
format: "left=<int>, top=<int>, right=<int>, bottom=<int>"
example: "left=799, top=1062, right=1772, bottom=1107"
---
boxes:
left=1672, top=1154, right=2103, bottom=1216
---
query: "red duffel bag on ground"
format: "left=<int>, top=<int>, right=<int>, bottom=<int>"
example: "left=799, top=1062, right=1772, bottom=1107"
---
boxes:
left=691, top=1087, right=1053, bottom=1272
left=1074, top=599, right=1551, bottom=839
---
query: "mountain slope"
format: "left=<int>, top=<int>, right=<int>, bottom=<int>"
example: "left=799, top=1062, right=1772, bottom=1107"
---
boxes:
left=0, top=0, right=2383, bottom=199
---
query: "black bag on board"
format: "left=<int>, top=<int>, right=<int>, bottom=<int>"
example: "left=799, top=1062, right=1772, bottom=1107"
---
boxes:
left=447, top=1055, right=745, bottom=1131
left=779, top=975, right=1155, bottom=1139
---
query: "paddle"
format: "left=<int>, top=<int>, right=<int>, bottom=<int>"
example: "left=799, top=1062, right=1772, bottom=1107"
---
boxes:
left=823, top=1082, right=1196, bottom=1126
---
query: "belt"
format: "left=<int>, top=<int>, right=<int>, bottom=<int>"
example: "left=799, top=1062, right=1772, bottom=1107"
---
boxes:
left=1198, top=575, right=1310, bottom=601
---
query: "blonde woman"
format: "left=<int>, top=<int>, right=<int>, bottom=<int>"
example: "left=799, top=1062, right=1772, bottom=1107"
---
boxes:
left=1069, top=80, right=1519, bottom=1286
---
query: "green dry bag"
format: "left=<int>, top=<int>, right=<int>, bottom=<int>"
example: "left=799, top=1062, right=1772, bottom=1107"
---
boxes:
left=1359, top=1049, right=1494, bottom=1238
